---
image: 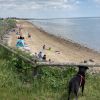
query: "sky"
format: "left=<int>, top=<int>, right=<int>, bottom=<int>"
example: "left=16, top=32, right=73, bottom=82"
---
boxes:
left=1, top=0, right=100, bottom=18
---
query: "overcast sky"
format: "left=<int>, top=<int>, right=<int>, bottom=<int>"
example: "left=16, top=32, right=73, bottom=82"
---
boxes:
left=1, top=0, right=100, bottom=18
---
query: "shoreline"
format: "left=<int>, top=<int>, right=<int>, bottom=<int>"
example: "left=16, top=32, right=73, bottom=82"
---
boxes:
left=32, top=22, right=100, bottom=55
left=6, top=20, right=100, bottom=64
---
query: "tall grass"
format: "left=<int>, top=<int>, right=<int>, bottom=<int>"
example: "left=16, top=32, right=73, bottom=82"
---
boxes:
left=0, top=45, right=100, bottom=100
left=0, top=18, right=16, bottom=39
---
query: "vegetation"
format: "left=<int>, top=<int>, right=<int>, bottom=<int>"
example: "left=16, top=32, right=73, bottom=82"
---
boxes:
left=0, top=44, right=100, bottom=100
left=0, top=18, right=16, bottom=39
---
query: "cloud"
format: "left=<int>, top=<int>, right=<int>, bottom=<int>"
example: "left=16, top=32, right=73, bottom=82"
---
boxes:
left=93, top=0, right=100, bottom=7
left=95, top=0, right=100, bottom=3
left=94, top=0, right=100, bottom=4
left=0, top=0, right=80, bottom=10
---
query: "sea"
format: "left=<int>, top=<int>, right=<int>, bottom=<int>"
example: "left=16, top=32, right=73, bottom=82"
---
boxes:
left=30, top=17, right=100, bottom=52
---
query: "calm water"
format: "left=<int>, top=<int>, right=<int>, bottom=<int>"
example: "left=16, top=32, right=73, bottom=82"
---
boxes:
left=30, top=18, right=100, bottom=52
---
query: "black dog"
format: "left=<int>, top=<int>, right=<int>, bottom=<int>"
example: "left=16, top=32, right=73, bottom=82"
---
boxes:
left=68, top=65, right=89, bottom=100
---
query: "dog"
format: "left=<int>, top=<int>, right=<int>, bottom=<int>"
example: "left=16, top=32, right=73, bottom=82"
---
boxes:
left=68, top=65, right=89, bottom=100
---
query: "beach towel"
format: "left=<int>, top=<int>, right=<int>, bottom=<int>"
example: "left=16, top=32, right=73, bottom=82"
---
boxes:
left=23, top=46, right=30, bottom=51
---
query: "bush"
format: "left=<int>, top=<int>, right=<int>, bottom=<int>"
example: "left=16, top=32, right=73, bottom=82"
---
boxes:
left=0, top=43, right=100, bottom=100
left=0, top=18, right=16, bottom=39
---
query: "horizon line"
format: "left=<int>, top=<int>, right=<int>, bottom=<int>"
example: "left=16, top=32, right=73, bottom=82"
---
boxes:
left=1, top=16, right=100, bottom=20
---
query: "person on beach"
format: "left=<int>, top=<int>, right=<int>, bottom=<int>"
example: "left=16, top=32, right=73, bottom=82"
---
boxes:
left=43, top=45, right=45, bottom=50
left=49, top=59, right=51, bottom=62
left=38, top=51, right=43, bottom=60
left=16, top=36, right=25, bottom=47
left=16, top=32, right=19, bottom=35
left=35, top=52, right=38, bottom=58
left=17, top=26, right=21, bottom=35
left=28, top=33, right=31, bottom=38
left=42, top=55, right=46, bottom=61
left=38, top=45, right=46, bottom=58
left=18, top=35, right=24, bottom=39
left=19, top=31, right=23, bottom=37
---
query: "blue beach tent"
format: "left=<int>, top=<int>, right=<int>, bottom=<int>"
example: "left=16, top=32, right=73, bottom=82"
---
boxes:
left=16, top=39, right=25, bottom=47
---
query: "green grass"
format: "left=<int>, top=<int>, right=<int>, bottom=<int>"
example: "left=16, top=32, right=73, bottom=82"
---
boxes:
left=0, top=40, right=100, bottom=100
left=0, top=58, right=100, bottom=100
left=0, top=18, right=16, bottom=38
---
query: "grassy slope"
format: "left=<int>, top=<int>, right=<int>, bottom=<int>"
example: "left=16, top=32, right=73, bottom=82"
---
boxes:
left=0, top=56, right=100, bottom=100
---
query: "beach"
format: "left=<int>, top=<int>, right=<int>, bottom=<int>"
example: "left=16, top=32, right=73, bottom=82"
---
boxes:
left=7, top=20, right=100, bottom=64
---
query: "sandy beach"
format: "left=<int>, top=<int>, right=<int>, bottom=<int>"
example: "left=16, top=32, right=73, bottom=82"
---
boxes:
left=7, top=20, right=100, bottom=64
